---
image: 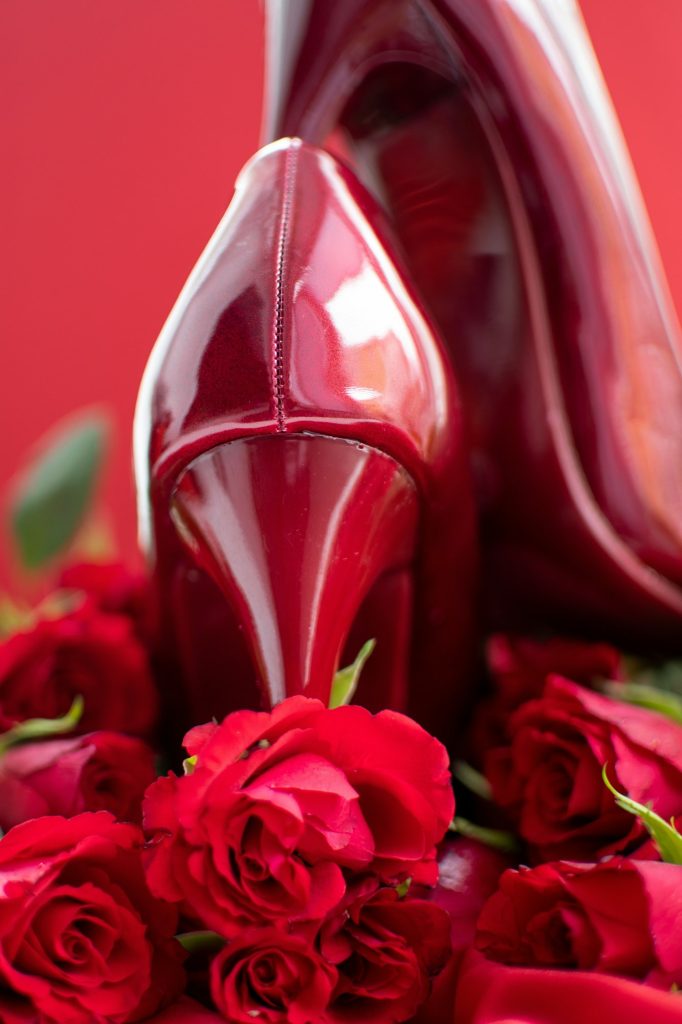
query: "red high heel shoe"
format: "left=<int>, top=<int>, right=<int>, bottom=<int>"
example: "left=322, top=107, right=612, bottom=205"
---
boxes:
left=134, top=139, right=477, bottom=742
left=262, top=0, right=682, bottom=647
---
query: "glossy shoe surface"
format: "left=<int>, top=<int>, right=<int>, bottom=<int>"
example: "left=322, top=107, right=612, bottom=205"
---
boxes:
left=135, top=139, right=477, bottom=741
left=262, top=0, right=682, bottom=646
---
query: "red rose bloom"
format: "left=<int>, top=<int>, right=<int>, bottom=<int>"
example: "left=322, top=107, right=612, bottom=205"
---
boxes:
left=320, top=882, right=452, bottom=1024
left=485, top=677, right=682, bottom=860
left=0, top=732, right=156, bottom=829
left=0, top=813, right=183, bottom=1023
left=475, top=859, right=682, bottom=985
left=487, top=635, right=623, bottom=705
left=210, top=929, right=337, bottom=1024
left=470, top=635, right=622, bottom=755
left=144, top=697, right=453, bottom=936
left=0, top=602, right=158, bottom=737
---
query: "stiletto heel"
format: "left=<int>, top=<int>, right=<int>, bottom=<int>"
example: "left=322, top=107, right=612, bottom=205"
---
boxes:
left=170, top=434, right=418, bottom=717
left=135, top=138, right=477, bottom=741
left=262, top=0, right=682, bottom=646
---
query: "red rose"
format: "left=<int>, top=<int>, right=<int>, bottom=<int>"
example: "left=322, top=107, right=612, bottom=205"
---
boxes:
left=455, top=949, right=682, bottom=1024
left=485, top=677, right=682, bottom=860
left=210, top=929, right=337, bottom=1024
left=58, top=560, right=154, bottom=642
left=0, top=732, right=156, bottom=830
left=320, top=882, right=452, bottom=1024
left=144, top=697, right=453, bottom=935
left=475, top=859, right=682, bottom=985
left=470, top=635, right=622, bottom=756
left=0, top=602, right=158, bottom=737
left=487, top=635, right=623, bottom=705
left=0, top=813, right=183, bottom=1023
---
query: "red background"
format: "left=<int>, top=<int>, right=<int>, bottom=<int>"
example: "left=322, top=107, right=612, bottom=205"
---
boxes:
left=2, top=1, right=681, bottom=586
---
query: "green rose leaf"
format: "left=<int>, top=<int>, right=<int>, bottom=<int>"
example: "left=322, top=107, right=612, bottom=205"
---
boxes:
left=329, top=638, right=376, bottom=709
left=9, top=413, right=110, bottom=571
left=602, top=765, right=682, bottom=865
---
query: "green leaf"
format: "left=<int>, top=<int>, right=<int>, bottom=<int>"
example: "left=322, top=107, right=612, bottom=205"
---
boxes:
left=10, top=414, right=110, bottom=571
left=449, top=816, right=519, bottom=855
left=599, top=680, right=682, bottom=725
left=329, top=639, right=376, bottom=709
left=453, top=761, right=493, bottom=801
left=602, top=765, right=682, bottom=864
left=0, top=696, right=84, bottom=757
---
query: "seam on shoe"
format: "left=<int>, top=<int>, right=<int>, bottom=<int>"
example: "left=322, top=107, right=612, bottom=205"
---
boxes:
left=272, top=143, right=299, bottom=432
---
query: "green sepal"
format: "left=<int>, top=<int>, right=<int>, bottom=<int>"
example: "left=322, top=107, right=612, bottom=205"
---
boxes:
left=176, top=931, right=225, bottom=955
left=452, top=761, right=493, bottom=801
left=396, top=877, right=412, bottom=899
left=0, top=696, right=84, bottom=758
left=329, top=639, right=376, bottom=709
left=602, top=765, right=682, bottom=865
left=449, top=816, right=519, bottom=855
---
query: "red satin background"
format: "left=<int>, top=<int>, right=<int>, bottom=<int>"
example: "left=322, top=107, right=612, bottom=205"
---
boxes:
left=1, top=1, right=681, bottom=587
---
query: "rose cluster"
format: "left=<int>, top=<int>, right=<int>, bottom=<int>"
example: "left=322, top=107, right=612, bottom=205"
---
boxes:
left=1, top=557, right=682, bottom=1022
left=450, top=635, right=682, bottom=1024
left=144, top=696, right=455, bottom=1023
left=0, top=562, right=455, bottom=1023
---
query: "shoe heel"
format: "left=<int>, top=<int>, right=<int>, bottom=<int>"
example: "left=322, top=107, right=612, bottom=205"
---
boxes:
left=169, top=433, right=419, bottom=710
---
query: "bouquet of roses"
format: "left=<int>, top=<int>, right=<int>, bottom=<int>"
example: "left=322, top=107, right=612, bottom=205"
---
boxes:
left=0, top=416, right=681, bottom=1024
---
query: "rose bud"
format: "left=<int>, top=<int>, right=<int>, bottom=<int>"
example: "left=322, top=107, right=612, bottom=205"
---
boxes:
left=320, top=880, right=452, bottom=1024
left=58, top=560, right=155, bottom=643
left=475, top=859, right=682, bottom=986
left=0, top=732, right=156, bottom=830
left=455, top=948, right=682, bottom=1024
left=0, top=601, right=158, bottom=737
left=0, top=813, right=183, bottom=1023
left=210, top=929, right=337, bottom=1024
left=144, top=697, right=454, bottom=936
left=485, top=676, right=682, bottom=860
left=469, top=634, right=622, bottom=756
